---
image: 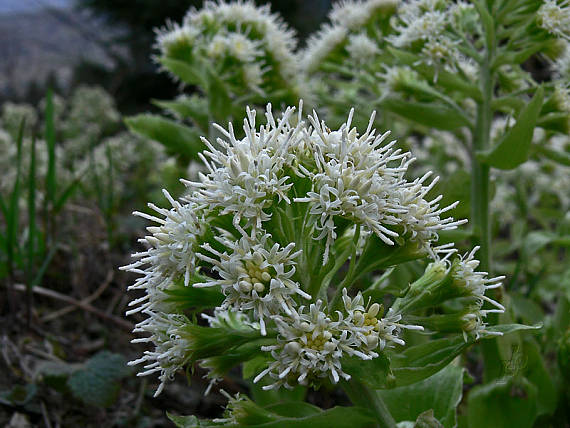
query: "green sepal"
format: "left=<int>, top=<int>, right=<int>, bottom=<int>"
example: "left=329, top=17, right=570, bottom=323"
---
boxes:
left=163, top=276, right=224, bottom=311
left=159, top=56, right=207, bottom=88
left=180, top=316, right=267, bottom=364
left=200, top=339, right=275, bottom=379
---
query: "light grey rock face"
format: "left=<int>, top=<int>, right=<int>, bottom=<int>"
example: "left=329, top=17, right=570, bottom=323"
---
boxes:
left=0, top=2, right=120, bottom=97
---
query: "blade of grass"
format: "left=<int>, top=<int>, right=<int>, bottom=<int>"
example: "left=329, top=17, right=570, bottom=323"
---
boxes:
left=27, top=134, right=37, bottom=325
left=53, top=176, right=83, bottom=214
left=0, top=193, right=7, bottom=220
left=32, top=246, right=57, bottom=288
left=44, top=89, right=56, bottom=240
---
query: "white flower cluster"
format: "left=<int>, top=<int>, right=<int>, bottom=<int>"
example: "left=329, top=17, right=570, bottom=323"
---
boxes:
left=301, top=0, right=397, bottom=73
left=195, top=234, right=311, bottom=335
left=296, top=109, right=466, bottom=263
left=124, top=102, right=468, bottom=393
left=330, top=0, right=399, bottom=30
left=389, top=0, right=467, bottom=73
left=254, top=294, right=421, bottom=389
left=450, top=247, right=505, bottom=340
left=538, top=0, right=570, bottom=40
left=157, top=0, right=300, bottom=94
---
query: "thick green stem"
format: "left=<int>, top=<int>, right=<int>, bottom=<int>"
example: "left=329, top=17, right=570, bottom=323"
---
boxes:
left=471, top=61, right=492, bottom=274
left=473, top=30, right=502, bottom=382
left=343, top=379, right=396, bottom=428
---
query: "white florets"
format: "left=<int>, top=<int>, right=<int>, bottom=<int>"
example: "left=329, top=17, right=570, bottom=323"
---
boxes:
left=538, top=0, right=570, bottom=40
left=195, top=234, right=310, bottom=335
left=125, top=102, right=472, bottom=394
left=255, top=292, right=422, bottom=389
left=347, top=33, right=380, bottom=64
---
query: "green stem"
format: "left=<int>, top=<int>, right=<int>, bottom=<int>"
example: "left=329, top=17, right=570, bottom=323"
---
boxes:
left=343, top=379, right=396, bottom=428
left=471, top=66, right=492, bottom=274
left=473, top=16, right=502, bottom=382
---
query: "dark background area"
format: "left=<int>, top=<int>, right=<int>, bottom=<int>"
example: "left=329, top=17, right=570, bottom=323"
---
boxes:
left=0, top=0, right=332, bottom=113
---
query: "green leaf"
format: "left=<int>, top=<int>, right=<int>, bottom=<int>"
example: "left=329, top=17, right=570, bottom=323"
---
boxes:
left=381, top=97, right=471, bottom=131
left=168, top=413, right=205, bottom=428
left=125, top=114, right=202, bottom=161
left=537, top=112, right=569, bottom=134
left=243, top=355, right=270, bottom=379
left=27, top=135, right=37, bottom=286
left=168, top=403, right=377, bottom=427
left=387, top=48, right=481, bottom=100
left=249, top=380, right=307, bottom=407
left=67, top=351, right=130, bottom=408
left=263, top=402, right=320, bottom=418
left=378, top=365, right=463, bottom=428
left=0, top=384, right=37, bottom=407
left=153, top=96, right=209, bottom=133
left=467, top=376, right=537, bottom=428
left=534, top=144, right=570, bottom=166
left=522, top=339, right=556, bottom=417
left=476, top=87, right=544, bottom=169
left=389, top=336, right=471, bottom=387
left=207, top=68, right=233, bottom=123
left=342, top=352, right=390, bottom=389
left=201, top=339, right=274, bottom=379
left=509, top=293, right=544, bottom=325
left=159, top=57, right=207, bottom=88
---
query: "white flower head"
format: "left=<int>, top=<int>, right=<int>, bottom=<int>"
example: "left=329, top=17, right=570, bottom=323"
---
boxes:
left=156, top=22, right=199, bottom=57
left=295, top=109, right=465, bottom=264
left=121, top=190, right=206, bottom=317
left=125, top=102, right=472, bottom=395
left=331, top=0, right=398, bottom=30
left=255, top=292, right=422, bottom=390
left=195, top=233, right=310, bottom=336
left=254, top=300, right=352, bottom=389
left=538, top=0, right=570, bottom=40
left=128, top=312, right=191, bottom=397
left=183, top=104, right=302, bottom=235
left=183, top=0, right=299, bottom=81
left=390, top=9, right=447, bottom=47
left=451, top=246, right=506, bottom=313
left=347, top=33, right=380, bottom=64
left=301, top=24, right=348, bottom=74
